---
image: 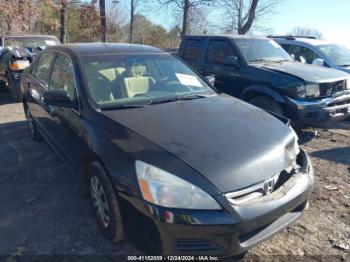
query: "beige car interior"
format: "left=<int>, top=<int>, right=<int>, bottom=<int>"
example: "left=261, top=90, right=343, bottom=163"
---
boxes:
left=86, top=63, right=155, bottom=104
left=123, top=64, right=155, bottom=97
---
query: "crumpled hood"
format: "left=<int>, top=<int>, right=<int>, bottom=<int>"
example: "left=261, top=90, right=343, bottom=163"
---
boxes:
left=253, top=61, right=349, bottom=83
left=102, top=94, right=299, bottom=193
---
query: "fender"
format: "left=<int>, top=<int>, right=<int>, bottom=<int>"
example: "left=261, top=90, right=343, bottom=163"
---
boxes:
left=241, top=85, right=285, bottom=103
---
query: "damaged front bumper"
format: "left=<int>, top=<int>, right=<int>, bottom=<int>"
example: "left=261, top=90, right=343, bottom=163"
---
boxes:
left=285, top=90, right=350, bottom=125
left=119, top=150, right=313, bottom=257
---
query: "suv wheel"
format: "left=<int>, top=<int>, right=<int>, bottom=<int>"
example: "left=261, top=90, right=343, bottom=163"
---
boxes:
left=0, top=81, right=6, bottom=92
left=8, top=75, right=22, bottom=102
left=249, top=96, right=283, bottom=116
left=88, top=162, right=125, bottom=242
left=25, top=108, right=43, bottom=142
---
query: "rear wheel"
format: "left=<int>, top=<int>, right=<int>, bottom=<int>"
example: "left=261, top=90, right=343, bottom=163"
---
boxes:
left=25, top=107, right=43, bottom=142
left=88, top=162, right=125, bottom=242
left=249, top=96, right=283, bottom=116
left=0, top=80, right=6, bottom=92
left=8, top=74, right=22, bottom=102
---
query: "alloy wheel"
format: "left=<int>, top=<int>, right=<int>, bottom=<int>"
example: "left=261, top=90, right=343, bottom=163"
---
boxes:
left=90, top=175, right=111, bottom=228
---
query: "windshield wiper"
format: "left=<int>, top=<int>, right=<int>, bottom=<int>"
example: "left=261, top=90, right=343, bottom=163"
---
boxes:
left=338, top=64, right=350, bottom=67
left=248, top=59, right=271, bottom=63
left=151, top=93, right=215, bottom=105
left=102, top=101, right=153, bottom=110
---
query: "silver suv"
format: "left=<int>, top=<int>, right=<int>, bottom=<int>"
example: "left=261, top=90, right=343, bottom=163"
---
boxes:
left=272, top=36, right=350, bottom=74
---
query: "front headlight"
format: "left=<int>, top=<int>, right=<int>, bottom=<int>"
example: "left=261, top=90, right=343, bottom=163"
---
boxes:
left=135, top=161, right=221, bottom=210
left=305, top=84, right=320, bottom=97
left=296, top=84, right=306, bottom=98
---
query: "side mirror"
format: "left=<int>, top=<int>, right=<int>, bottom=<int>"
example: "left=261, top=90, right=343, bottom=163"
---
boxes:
left=312, top=58, right=325, bottom=67
left=221, top=55, right=239, bottom=67
left=205, top=75, right=215, bottom=86
left=44, top=90, right=76, bottom=108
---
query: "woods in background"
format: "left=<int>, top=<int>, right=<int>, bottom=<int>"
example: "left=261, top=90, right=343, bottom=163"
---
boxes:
left=0, top=0, right=284, bottom=48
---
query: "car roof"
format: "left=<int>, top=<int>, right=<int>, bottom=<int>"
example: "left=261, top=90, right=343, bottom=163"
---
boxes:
left=272, top=36, right=331, bottom=46
left=47, top=43, right=167, bottom=56
left=1, top=34, right=58, bottom=39
left=185, top=34, right=268, bottom=40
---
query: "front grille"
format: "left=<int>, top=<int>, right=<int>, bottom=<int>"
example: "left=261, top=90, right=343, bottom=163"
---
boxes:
left=176, top=240, right=217, bottom=251
left=320, top=80, right=346, bottom=97
left=328, top=99, right=350, bottom=107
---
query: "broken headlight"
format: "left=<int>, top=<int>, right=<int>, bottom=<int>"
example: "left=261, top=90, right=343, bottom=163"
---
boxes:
left=297, top=84, right=320, bottom=98
left=135, top=161, right=221, bottom=210
left=305, top=84, right=320, bottom=97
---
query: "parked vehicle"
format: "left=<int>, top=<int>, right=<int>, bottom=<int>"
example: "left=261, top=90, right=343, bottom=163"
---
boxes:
left=22, top=43, right=313, bottom=257
left=177, top=35, right=350, bottom=126
left=0, top=35, right=60, bottom=101
left=272, top=35, right=350, bottom=74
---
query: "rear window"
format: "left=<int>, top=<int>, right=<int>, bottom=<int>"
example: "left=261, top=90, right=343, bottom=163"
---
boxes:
left=206, top=40, right=236, bottom=64
left=183, top=40, right=202, bottom=61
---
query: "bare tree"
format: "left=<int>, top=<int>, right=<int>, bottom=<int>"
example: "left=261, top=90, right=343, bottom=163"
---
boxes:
left=126, top=0, right=145, bottom=43
left=99, top=0, right=107, bottom=42
left=220, top=0, right=281, bottom=35
left=60, top=0, right=68, bottom=43
left=129, top=0, right=135, bottom=42
left=288, top=27, right=323, bottom=39
left=159, top=0, right=212, bottom=37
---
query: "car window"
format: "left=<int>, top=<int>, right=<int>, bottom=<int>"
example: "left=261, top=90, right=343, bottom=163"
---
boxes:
left=49, top=54, right=76, bottom=100
left=34, top=52, right=56, bottom=86
left=285, top=45, right=321, bottom=64
left=235, top=39, right=292, bottom=63
left=183, top=39, right=202, bottom=61
left=318, top=44, right=350, bottom=67
left=206, top=40, right=236, bottom=64
left=82, top=53, right=215, bottom=108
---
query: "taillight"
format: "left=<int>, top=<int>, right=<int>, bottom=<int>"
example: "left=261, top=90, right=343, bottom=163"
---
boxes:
left=11, top=60, right=30, bottom=71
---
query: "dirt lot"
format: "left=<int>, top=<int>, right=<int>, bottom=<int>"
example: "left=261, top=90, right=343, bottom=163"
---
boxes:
left=0, top=91, right=349, bottom=261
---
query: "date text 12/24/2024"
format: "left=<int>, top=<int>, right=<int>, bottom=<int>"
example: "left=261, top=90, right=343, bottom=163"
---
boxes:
left=127, top=256, right=220, bottom=261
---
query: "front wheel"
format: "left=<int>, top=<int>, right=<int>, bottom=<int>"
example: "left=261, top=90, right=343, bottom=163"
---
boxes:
left=249, top=96, right=283, bottom=116
left=88, top=162, right=125, bottom=242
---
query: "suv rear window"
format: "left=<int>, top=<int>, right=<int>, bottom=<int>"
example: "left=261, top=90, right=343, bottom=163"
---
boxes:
left=206, top=40, right=236, bottom=64
left=183, top=40, right=202, bottom=61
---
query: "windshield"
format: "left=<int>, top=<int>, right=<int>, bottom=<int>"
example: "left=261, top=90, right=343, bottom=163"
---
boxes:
left=235, top=39, right=292, bottom=63
left=82, top=53, right=215, bottom=109
left=4, top=37, right=59, bottom=48
left=318, top=44, right=350, bottom=67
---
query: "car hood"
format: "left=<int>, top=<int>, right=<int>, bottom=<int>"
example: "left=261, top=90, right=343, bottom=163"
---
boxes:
left=102, top=94, right=298, bottom=194
left=253, top=61, right=349, bottom=83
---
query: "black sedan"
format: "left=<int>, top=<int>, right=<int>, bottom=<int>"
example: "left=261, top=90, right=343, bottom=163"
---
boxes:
left=21, top=43, right=313, bottom=257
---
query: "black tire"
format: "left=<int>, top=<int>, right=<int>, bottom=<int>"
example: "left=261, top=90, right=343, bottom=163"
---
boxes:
left=25, top=107, right=43, bottom=142
left=8, top=74, right=22, bottom=102
left=249, top=96, right=283, bottom=116
left=0, top=80, right=6, bottom=92
left=88, top=162, right=125, bottom=242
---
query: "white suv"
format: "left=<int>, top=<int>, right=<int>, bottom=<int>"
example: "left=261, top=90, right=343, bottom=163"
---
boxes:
left=272, top=36, right=350, bottom=74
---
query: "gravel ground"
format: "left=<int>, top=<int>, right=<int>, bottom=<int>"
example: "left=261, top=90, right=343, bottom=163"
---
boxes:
left=0, top=91, right=349, bottom=261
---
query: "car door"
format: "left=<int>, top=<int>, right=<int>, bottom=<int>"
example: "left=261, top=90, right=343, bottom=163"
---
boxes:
left=46, top=52, right=87, bottom=175
left=202, top=39, right=244, bottom=97
left=26, top=51, right=56, bottom=136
